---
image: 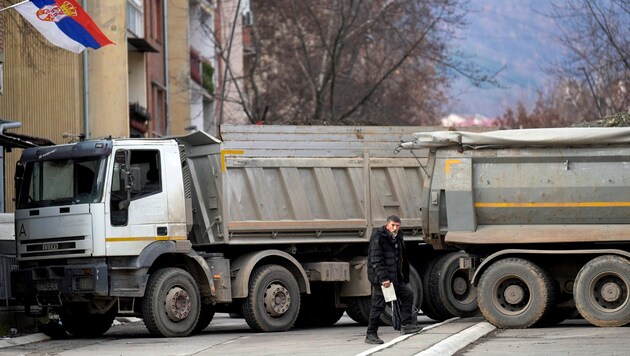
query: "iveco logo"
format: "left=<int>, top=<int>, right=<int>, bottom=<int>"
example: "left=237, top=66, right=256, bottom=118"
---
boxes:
left=42, top=243, right=59, bottom=251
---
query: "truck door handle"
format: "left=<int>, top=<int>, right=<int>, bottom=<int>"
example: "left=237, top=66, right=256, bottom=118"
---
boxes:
left=157, top=226, right=168, bottom=236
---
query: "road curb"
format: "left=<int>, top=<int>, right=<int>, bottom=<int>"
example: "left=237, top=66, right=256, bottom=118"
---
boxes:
left=414, top=321, right=496, bottom=356
left=357, top=317, right=461, bottom=356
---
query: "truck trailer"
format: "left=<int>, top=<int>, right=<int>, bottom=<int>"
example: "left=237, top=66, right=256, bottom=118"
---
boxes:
left=400, top=127, right=630, bottom=328
left=10, top=125, right=476, bottom=337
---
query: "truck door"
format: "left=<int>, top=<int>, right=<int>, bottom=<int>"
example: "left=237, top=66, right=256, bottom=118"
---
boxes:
left=105, top=148, right=169, bottom=256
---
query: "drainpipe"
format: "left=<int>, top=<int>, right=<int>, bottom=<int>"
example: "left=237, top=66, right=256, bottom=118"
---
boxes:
left=163, top=0, right=170, bottom=136
left=83, top=0, right=90, bottom=138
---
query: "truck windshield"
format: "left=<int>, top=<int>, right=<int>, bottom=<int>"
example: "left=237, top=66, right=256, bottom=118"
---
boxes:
left=17, top=157, right=106, bottom=209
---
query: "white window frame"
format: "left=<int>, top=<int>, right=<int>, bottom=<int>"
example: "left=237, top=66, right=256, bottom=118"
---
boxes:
left=127, top=0, right=144, bottom=38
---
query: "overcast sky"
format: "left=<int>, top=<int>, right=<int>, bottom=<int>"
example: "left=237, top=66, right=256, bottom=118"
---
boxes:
left=446, top=0, right=567, bottom=118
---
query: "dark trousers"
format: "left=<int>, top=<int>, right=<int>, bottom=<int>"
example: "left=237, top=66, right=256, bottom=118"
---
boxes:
left=366, top=282, right=415, bottom=335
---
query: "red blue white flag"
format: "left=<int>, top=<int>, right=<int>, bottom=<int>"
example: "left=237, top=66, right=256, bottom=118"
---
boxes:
left=14, top=0, right=114, bottom=53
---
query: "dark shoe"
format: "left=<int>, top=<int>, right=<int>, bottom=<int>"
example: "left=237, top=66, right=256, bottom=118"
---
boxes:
left=365, top=334, right=384, bottom=344
left=400, top=324, right=422, bottom=335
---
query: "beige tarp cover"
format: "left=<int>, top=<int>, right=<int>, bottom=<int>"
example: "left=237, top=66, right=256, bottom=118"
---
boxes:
left=400, top=127, right=630, bottom=149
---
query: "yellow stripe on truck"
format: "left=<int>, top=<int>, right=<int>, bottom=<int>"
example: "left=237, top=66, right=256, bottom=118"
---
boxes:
left=105, top=236, right=187, bottom=242
left=475, top=202, right=630, bottom=208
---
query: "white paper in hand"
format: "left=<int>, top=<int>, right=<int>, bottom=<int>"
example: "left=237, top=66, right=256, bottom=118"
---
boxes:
left=382, top=283, right=397, bottom=302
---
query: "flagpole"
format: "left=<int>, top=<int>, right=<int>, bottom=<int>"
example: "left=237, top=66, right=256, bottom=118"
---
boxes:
left=0, top=0, right=29, bottom=13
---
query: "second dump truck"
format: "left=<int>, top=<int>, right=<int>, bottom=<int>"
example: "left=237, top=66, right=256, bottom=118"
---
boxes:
left=401, top=127, right=630, bottom=328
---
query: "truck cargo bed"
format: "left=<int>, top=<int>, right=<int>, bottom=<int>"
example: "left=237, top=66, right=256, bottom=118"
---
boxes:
left=182, top=125, right=448, bottom=246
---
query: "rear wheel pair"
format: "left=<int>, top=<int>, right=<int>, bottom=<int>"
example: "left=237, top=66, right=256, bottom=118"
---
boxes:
left=479, top=255, right=630, bottom=328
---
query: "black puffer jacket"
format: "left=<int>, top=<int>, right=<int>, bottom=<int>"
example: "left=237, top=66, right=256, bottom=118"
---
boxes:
left=367, top=226, right=410, bottom=286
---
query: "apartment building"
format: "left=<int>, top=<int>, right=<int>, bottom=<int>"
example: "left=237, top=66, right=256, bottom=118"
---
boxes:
left=0, top=0, right=249, bottom=212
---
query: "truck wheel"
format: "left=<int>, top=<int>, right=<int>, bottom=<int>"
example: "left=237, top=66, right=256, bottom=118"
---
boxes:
left=478, top=258, right=554, bottom=328
left=574, top=255, right=630, bottom=327
left=60, top=306, right=115, bottom=338
left=421, top=258, right=454, bottom=321
left=193, top=303, right=216, bottom=333
left=379, top=265, right=423, bottom=325
left=346, top=296, right=372, bottom=325
left=296, top=285, right=344, bottom=327
left=430, top=252, right=478, bottom=317
left=242, top=265, right=300, bottom=332
left=296, top=303, right=345, bottom=327
left=142, top=268, right=201, bottom=337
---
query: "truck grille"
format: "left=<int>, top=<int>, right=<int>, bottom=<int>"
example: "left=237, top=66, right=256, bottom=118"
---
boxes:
left=19, top=236, right=86, bottom=258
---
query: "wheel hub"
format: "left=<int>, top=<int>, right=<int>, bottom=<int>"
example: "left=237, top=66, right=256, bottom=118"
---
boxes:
left=264, top=283, right=291, bottom=317
left=601, top=281, right=622, bottom=303
left=504, top=285, right=525, bottom=305
left=165, top=287, right=191, bottom=321
left=452, top=276, right=468, bottom=296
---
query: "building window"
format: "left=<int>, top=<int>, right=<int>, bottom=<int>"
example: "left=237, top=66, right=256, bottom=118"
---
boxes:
left=149, top=0, right=163, bottom=43
left=190, top=50, right=215, bottom=94
left=127, top=0, right=144, bottom=37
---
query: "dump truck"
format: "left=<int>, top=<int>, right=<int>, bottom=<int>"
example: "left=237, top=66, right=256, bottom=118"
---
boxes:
left=10, top=125, right=477, bottom=338
left=400, top=127, right=630, bottom=328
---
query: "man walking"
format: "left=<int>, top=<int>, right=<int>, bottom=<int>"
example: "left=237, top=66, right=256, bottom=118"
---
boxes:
left=365, top=215, right=421, bottom=344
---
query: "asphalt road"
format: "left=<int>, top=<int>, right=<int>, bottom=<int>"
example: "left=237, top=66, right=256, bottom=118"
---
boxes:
left=0, top=314, right=627, bottom=356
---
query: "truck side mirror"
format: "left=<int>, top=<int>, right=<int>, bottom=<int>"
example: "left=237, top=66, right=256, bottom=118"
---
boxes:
left=15, top=161, right=24, bottom=191
left=14, top=161, right=25, bottom=208
left=128, top=167, right=142, bottom=193
left=115, top=150, right=135, bottom=210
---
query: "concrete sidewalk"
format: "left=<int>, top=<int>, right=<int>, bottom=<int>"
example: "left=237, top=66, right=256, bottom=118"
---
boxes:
left=359, top=317, right=496, bottom=356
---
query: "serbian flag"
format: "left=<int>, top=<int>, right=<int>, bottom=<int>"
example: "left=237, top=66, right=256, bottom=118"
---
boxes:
left=14, top=0, right=113, bottom=53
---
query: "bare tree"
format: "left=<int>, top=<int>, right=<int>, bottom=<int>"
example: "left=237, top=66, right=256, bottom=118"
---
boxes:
left=209, top=0, right=500, bottom=126
left=500, top=0, right=629, bottom=127
left=547, top=0, right=629, bottom=121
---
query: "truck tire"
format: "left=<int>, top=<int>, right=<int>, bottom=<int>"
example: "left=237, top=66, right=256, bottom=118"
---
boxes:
left=296, top=303, right=345, bottom=327
left=142, top=267, right=201, bottom=337
left=429, top=252, right=478, bottom=317
left=296, top=284, right=344, bottom=327
left=60, top=306, right=115, bottom=338
left=478, top=257, right=554, bottom=328
left=346, top=296, right=372, bottom=325
left=379, top=265, right=423, bottom=325
left=193, top=303, right=216, bottom=333
left=574, top=255, right=630, bottom=327
left=242, top=265, right=300, bottom=332
left=421, top=258, right=454, bottom=321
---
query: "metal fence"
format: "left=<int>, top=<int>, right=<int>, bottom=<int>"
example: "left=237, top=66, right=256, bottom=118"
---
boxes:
left=0, top=255, right=16, bottom=304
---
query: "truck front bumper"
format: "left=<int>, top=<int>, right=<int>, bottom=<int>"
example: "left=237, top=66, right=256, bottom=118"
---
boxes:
left=11, top=262, right=109, bottom=306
